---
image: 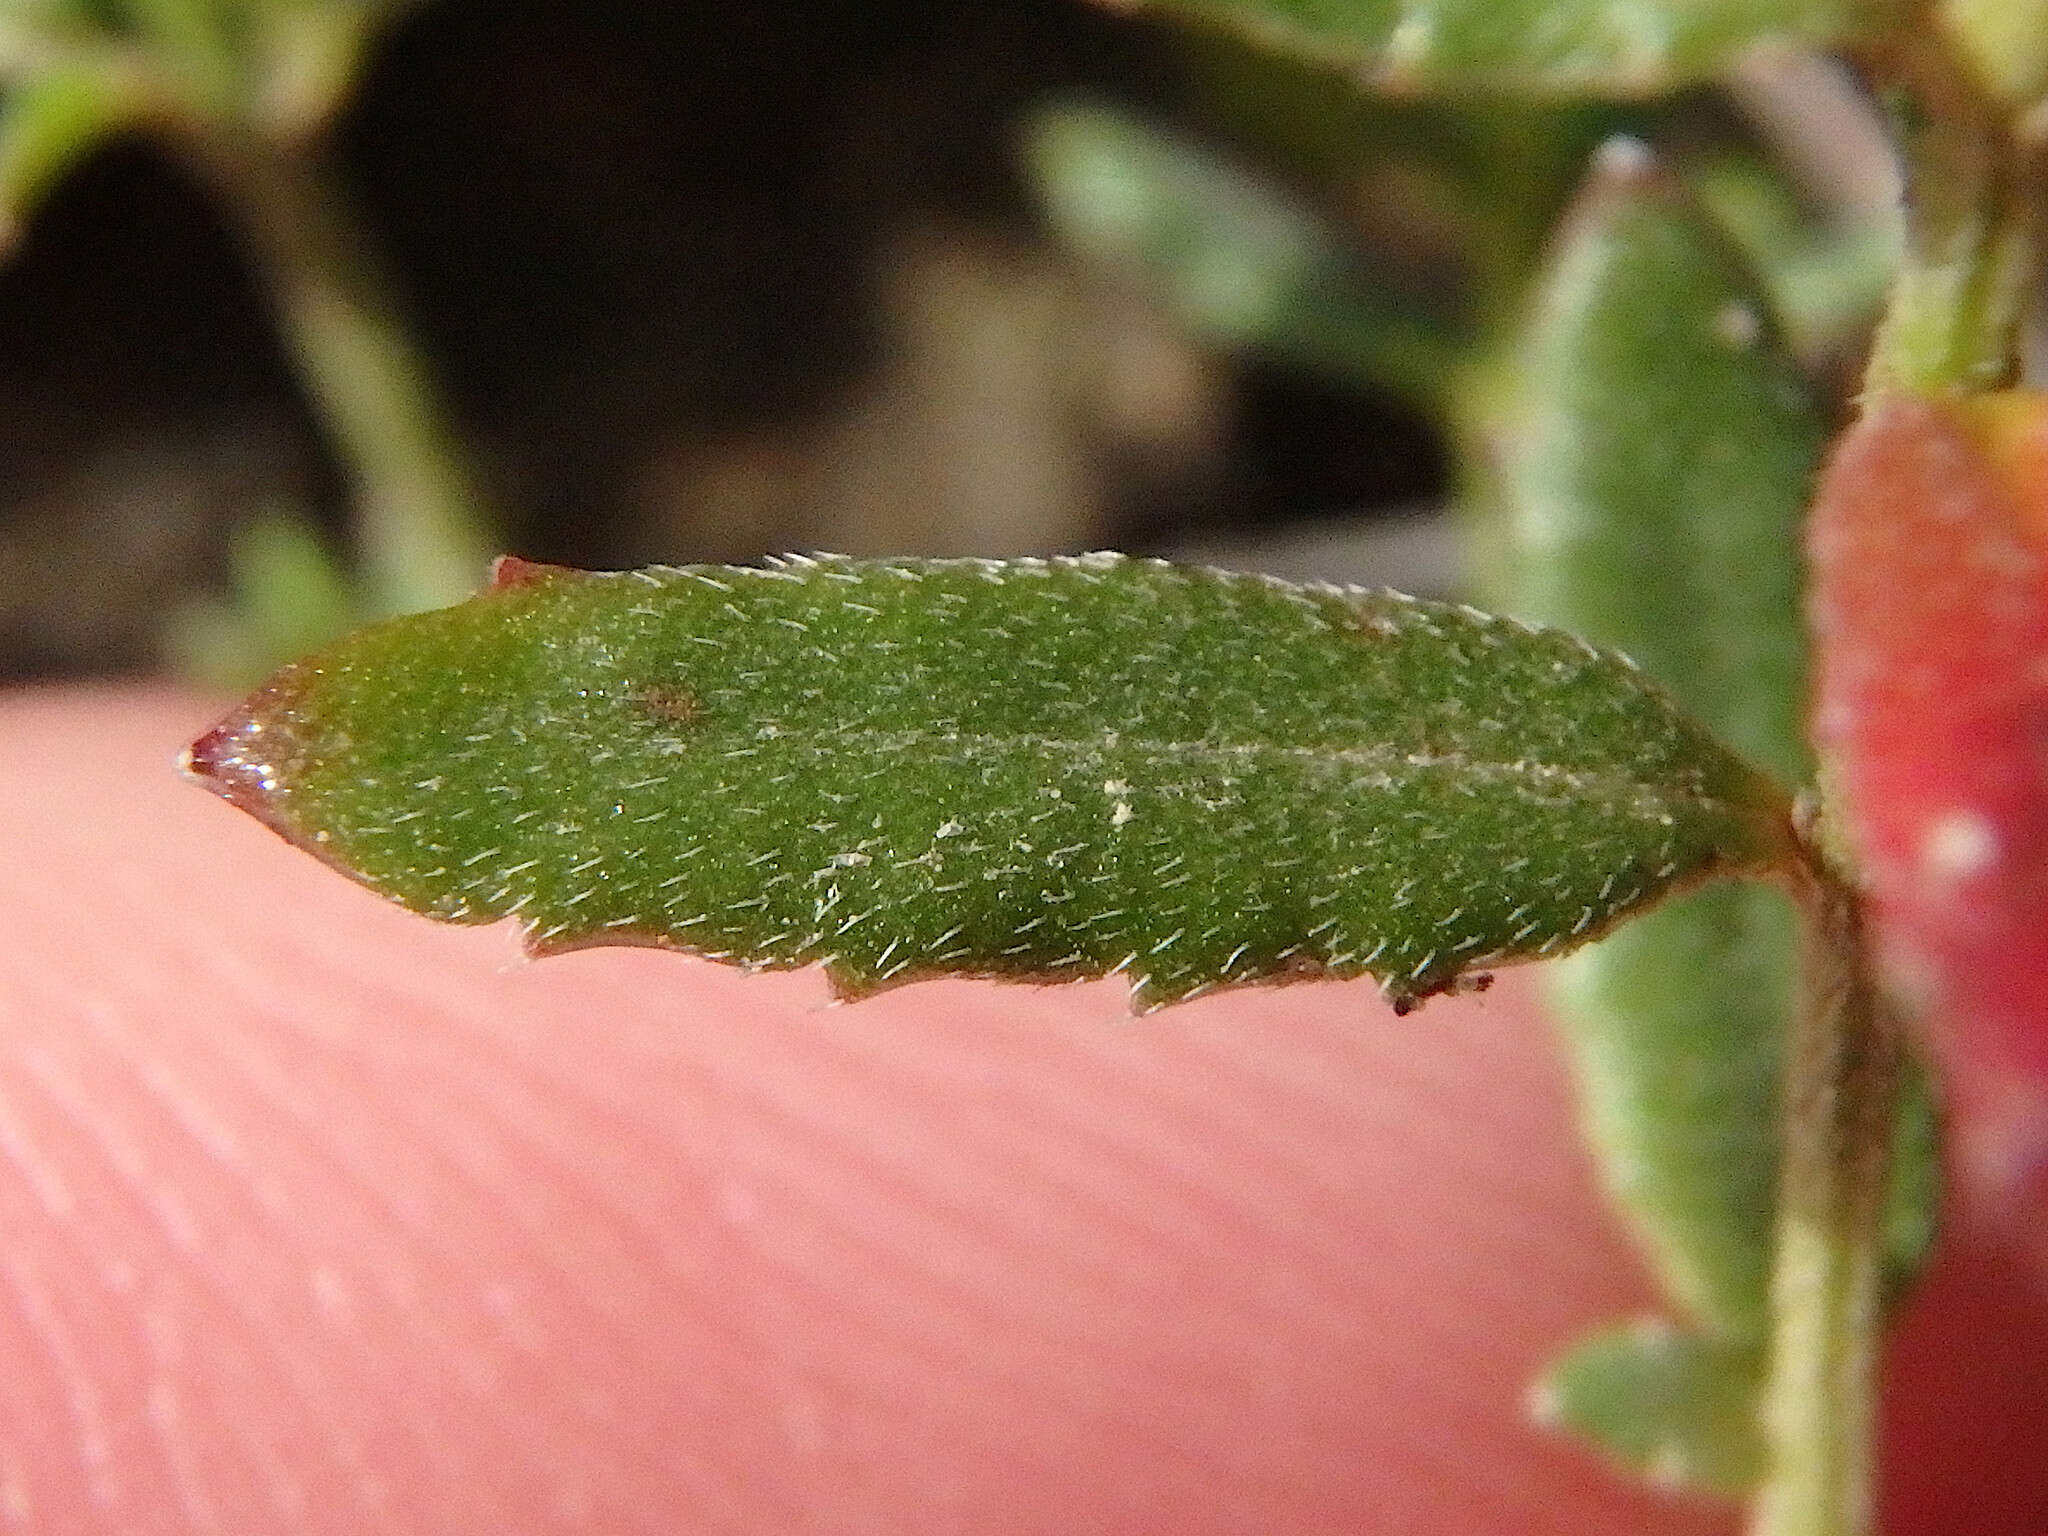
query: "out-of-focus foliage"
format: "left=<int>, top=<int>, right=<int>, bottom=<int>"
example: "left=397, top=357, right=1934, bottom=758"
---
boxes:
left=0, top=0, right=418, bottom=235
left=1532, top=1321, right=1765, bottom=1494
left=1689, top=149, right=1899, bottom=366
left=1493, top=141, right=1820, bottom=1491
left=1941, top=0, right=2048, bottom=107
left=1024, top=102, right=1456, bottom=406
left=163, top=503, right=356, bottom=689
left=0, top=0, right=488, bottom=673
left=0, top=55, right=145, bottom=242
left=1024, top=38, right=1892, bottom=418
left=1105, top=0, right=1888, bottom=96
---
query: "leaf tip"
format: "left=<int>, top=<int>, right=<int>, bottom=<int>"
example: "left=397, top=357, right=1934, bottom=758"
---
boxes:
left=182, top=668, right=332, bottom=858
left=182, top=698, right=293, bottom=829
left=1532, top=1319, right=1765, bottom=1497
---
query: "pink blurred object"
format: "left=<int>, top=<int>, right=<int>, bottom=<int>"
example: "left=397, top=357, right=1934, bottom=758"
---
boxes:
left=1808, top=391, right=2048, bottom=1273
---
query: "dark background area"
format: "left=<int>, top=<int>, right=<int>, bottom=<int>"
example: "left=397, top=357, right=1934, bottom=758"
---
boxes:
left=0, top=0, right=1446, bottom=679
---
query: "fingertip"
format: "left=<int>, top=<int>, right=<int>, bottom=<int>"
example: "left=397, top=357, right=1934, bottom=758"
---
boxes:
left=0, top=689, right=1755, bottom=1533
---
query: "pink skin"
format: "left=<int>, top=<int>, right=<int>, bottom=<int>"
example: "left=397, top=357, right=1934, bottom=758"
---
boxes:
left=3, top=689, right=2045, bottom=1534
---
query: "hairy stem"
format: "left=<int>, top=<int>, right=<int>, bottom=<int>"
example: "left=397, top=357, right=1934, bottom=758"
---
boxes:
left=1751, top=826, right=1905, bottom=1536
left=1862, top=31, right=2036, bottom=396
left=181, top=128, right=496, bottom=616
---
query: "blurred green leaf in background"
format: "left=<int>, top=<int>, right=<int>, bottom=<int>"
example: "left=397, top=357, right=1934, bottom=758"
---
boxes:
left=0, top=0, right=489, bottom=677
left=1107, top=0, right=1883, bottom=96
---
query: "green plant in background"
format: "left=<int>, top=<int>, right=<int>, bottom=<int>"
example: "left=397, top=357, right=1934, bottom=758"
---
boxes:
left=180, top=4, right=2048, bottom=1536
left=0, top=0, right=495, bottom=675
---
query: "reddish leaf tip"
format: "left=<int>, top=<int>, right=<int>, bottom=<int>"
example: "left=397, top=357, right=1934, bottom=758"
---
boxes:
left=490, top=554, right=577, bottom=590
left=181, top=695, right=308, bottom=846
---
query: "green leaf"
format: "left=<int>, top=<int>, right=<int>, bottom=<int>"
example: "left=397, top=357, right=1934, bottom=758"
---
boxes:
left=0, top=58, right=144, bottom=244
left=1688, top=149, right=1899, bottom=366
left=1549, top=886, right=1796, bottom=1341
left=1942, top=0, right=2048, bottom=109
left=1022, top=100, right=1456, bottom=405
left=1500, top=140, right=1819, bottom=786
left=1108, top=0, right=1891, bottom=98
left=184, top=554, right=1793, bottom=1011
left=246, top=0, right=419, bottom=136
left=1530, top=1319, right=1765, bottom=1495
left=1496, top=142, right=1824, bottom=1348
left=163, top=503, right=361, bottom=690
left=1498, top=141, right=1941, bottom=1492
left=1169, top=32, right=1646, bottom=327
left=113, top=0, right=241, bottom=112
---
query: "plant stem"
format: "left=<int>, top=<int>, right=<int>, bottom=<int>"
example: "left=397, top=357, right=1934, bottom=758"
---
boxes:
left=1751, top=824, right=1905, bottom=1536
left=182, top=128, right=496, bottom=616
left=1862, top=32, right=2036, bottom=396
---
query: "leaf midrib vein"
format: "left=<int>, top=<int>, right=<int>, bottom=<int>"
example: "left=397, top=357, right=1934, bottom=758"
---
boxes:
left=663, top=725, right=1721, bottom=816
